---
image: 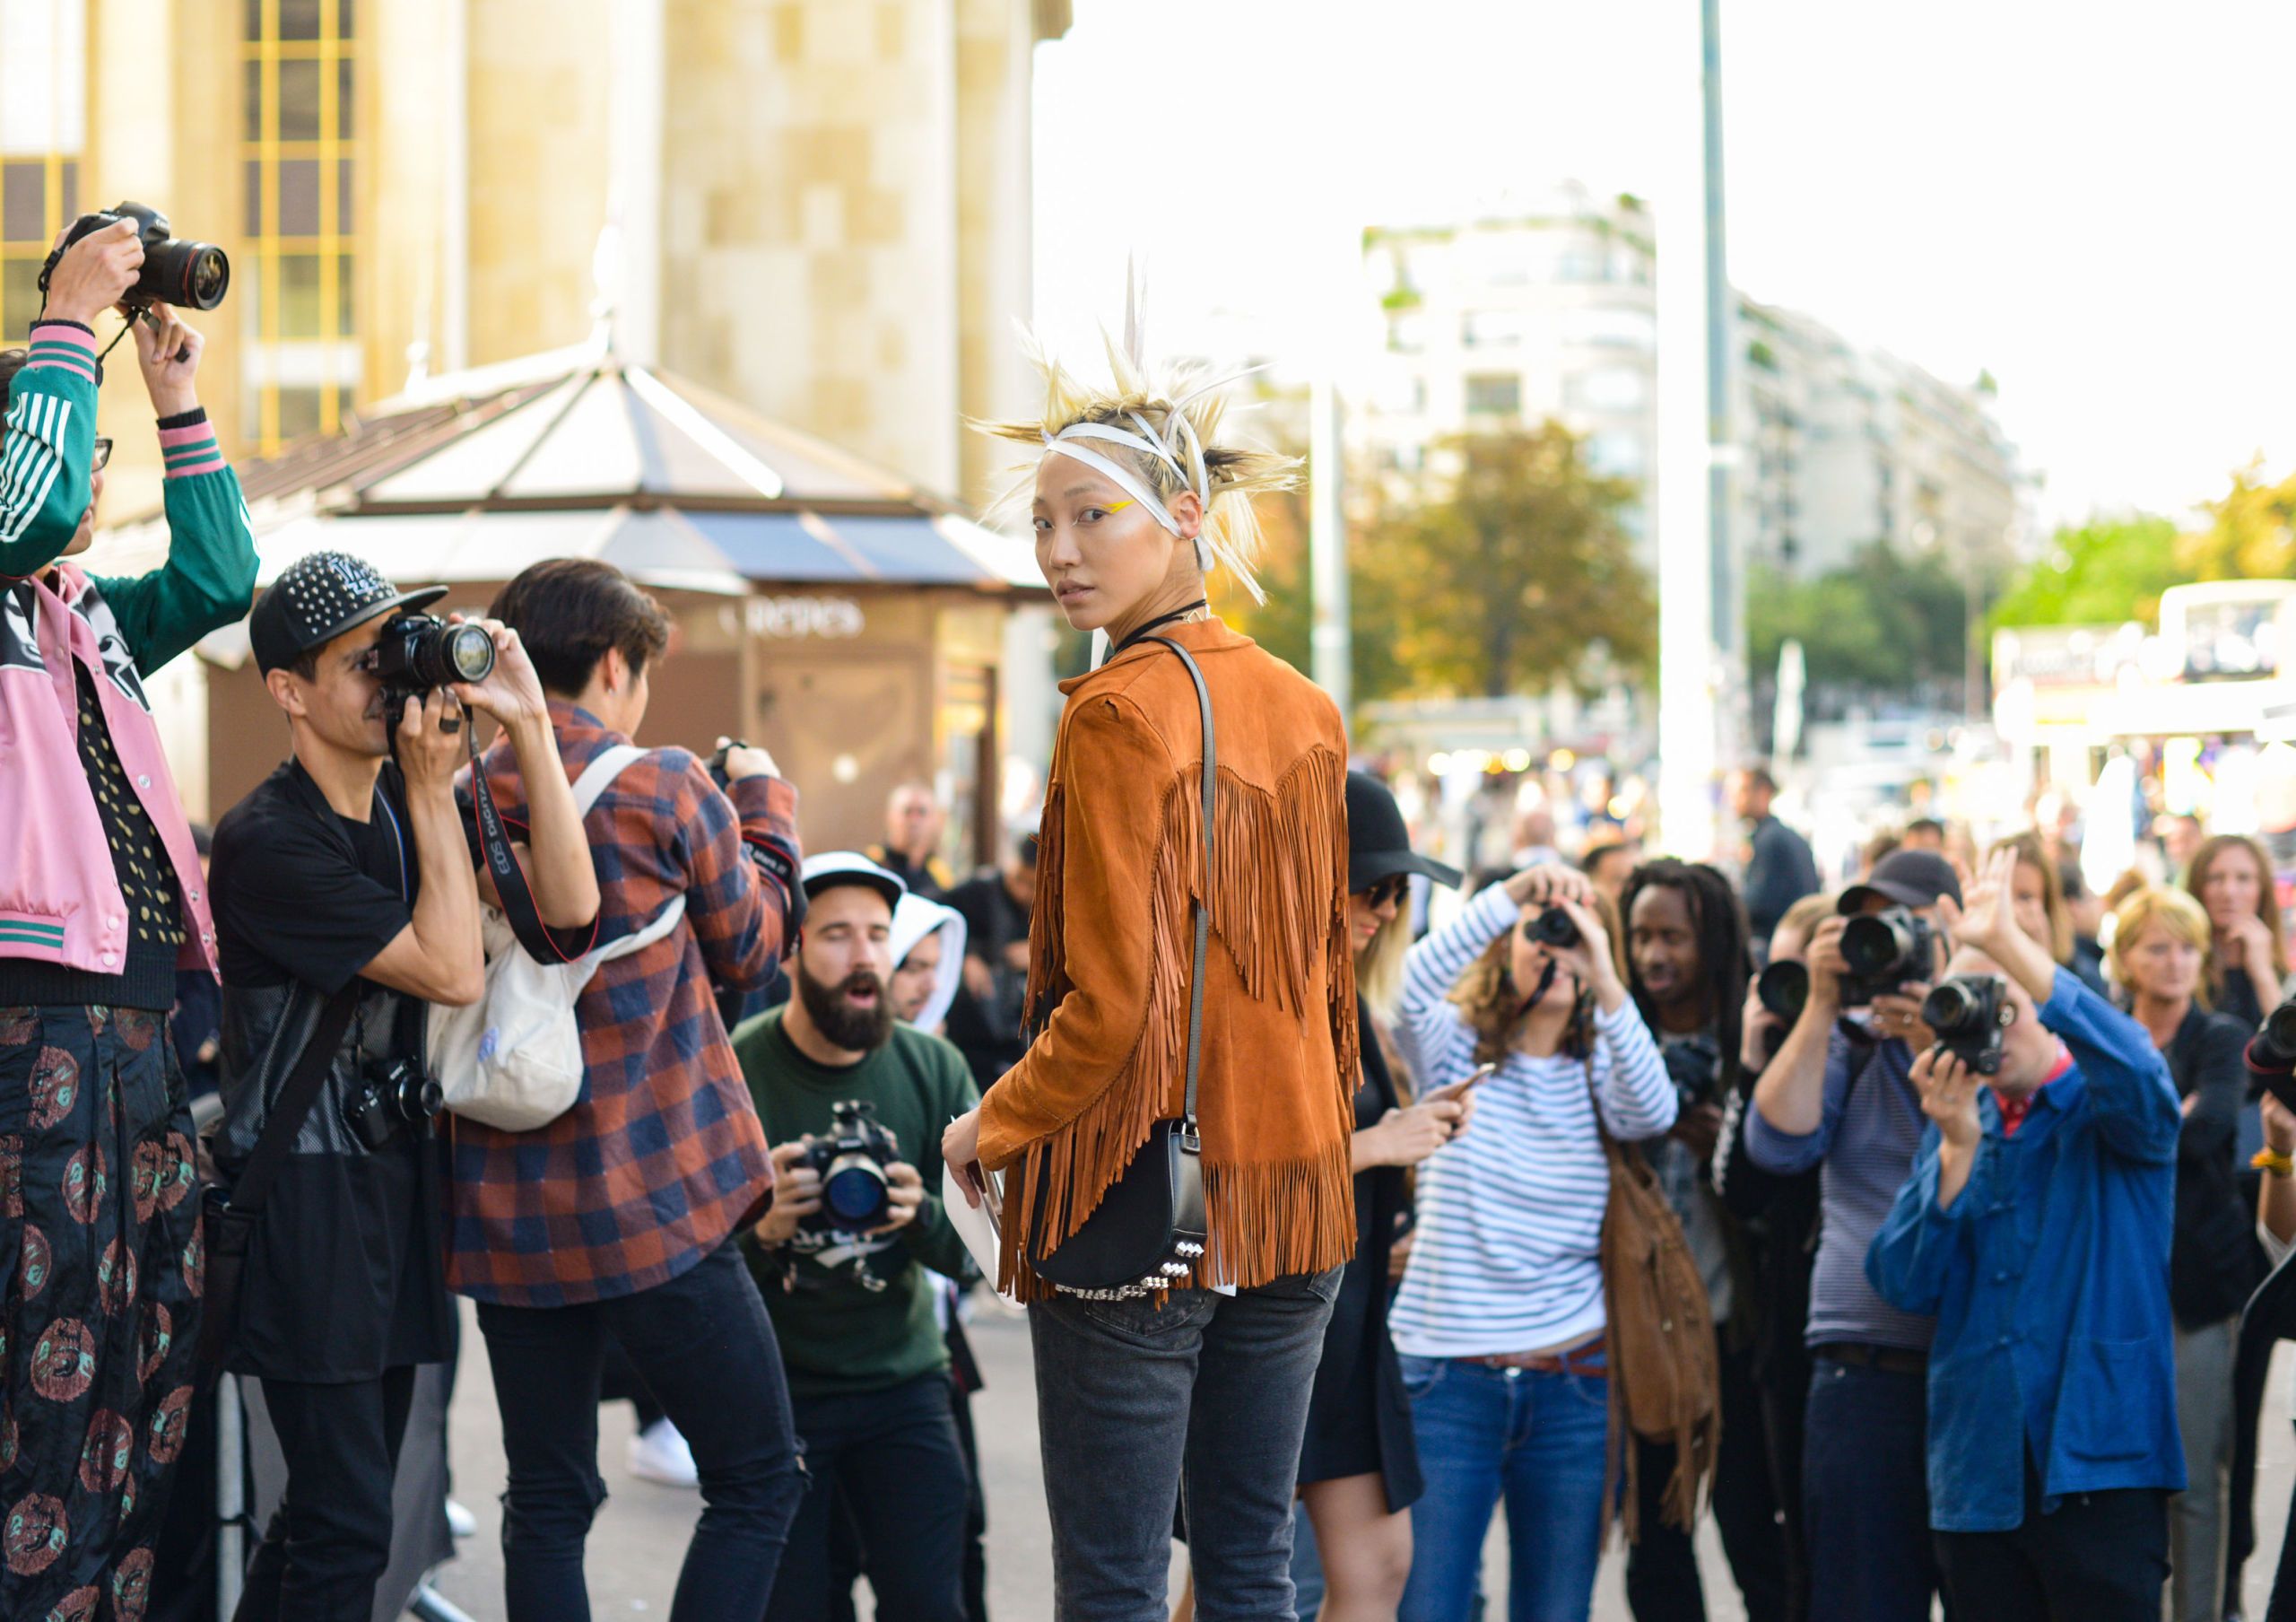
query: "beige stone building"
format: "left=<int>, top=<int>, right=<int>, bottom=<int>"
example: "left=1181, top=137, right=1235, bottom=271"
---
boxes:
left=7, top=0, right=1070, bottom=843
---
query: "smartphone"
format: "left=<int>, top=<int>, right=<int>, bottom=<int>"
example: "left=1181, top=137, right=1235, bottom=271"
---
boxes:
left=1427, top=1062, right=1497, bottom=1102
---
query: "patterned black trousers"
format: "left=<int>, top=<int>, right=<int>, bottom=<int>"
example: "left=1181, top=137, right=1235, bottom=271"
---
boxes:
left=0, top=1005, right=204, bottom=1622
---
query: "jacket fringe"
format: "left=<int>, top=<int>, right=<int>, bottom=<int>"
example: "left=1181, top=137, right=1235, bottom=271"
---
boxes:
left=996, top=742, right=1356, bottom=1300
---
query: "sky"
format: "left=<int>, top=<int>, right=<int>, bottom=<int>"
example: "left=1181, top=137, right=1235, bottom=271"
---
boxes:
left=1031, top=0, right=2296, bottom=536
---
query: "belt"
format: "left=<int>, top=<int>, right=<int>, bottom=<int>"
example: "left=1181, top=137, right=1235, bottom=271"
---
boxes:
left=1811, top=1341, right=1928, bottom=1376
left=1462, top=1335, right=1607, bottom=1376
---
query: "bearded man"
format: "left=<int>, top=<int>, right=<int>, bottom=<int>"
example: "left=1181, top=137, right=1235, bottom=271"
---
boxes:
left=733, top=852, right=980, bottom=1622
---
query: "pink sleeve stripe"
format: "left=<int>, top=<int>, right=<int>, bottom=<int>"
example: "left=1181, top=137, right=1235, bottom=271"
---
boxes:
left=26, top=322, right=96, bottom=355
left=156, top=422, right=214, bottom=450
left=162, top=450, right=227, bottom=479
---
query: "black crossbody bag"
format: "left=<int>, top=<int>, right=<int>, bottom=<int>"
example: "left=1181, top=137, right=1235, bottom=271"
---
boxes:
left=195, top=984, right=357, bottom=1383
left=1025, top=633, right=1213, bottom=1298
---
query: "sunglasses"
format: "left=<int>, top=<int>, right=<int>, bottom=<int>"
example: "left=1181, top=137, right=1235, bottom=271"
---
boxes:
left=1361, top=875, right=1411, bottom=910
left=91, top=437, right=112, bottom=473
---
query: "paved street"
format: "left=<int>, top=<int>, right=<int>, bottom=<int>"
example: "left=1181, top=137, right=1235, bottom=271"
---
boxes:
left=427, top=1295, right=2292, bottom=1619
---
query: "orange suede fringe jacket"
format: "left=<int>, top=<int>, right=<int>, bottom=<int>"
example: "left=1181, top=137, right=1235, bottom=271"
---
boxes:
left=975, top=619, right=1360, bottom=1301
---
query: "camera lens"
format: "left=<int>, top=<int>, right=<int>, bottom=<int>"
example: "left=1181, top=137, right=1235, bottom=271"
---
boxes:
left=145, top=239, right=230, bottom=311
left=1920, top=980, right=1979, bottom=1035
left=1756, top=960, right=1808, bottom=1023
left=443, top=624, right=494, bottom=684
left=2266, top=1001, right=2296, bottom=1061
left=1840, top=913, right=1909, bottom=978
left=822, top=1158, right=891, bottom=1227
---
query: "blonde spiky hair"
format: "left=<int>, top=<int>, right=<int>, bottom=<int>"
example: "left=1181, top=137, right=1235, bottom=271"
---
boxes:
left=977, top=271, right=1298, bottom=605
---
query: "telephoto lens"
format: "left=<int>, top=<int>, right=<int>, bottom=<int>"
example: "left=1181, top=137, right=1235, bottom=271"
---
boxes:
left=1524, top=907, right=1580, bottom=949
left=1756, top=959, right=1810, bottom=1024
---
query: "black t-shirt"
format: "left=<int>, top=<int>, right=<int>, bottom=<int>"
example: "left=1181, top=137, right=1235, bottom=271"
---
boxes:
left=210, top=757, right=450, bottom=1380
left=215, top=760, right=417, bottom=994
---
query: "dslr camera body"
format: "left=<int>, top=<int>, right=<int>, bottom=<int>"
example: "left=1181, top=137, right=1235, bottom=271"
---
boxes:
left=364, top=612, right=495, bottom=715
left=801, top=1101, right=900, bottom=1234
left=1524, top=907, right=1580, bottom=949
left=40, top=202, right=230, bottom=314
left=1920, top=974, right=2015, bottom=1077
left=1839, top=906, right=1941, bottom=1008
left=342, top=1053, right=444, bottom=1151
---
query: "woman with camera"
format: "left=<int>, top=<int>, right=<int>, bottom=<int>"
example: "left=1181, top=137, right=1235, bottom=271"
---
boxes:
left=1386, top=864, right=1677, bottom=1622
left=1278, top=772, right=1481, bottom=1621
left=939, top=327, right=1356, bottom=1615
left=2111, top=885, right=2255, bottom=1622
left=0, top=222, right=256, bottom=1612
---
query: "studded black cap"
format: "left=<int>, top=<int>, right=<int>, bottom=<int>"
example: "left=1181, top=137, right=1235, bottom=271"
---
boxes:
left=249, top=550, right=448, bottom=675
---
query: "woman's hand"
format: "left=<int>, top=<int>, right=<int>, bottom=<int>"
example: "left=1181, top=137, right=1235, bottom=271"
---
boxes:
left=941, top=1108, right=986, bottom=1207
left=1939, top=847, right=2025, bottom=960
left=1360, top=1079, right=1476, bottom=1169
left=2223, top=911, right=2279, bottom=976
left=129, top=301, right=202, bottom=418
left=1502, top=862, right=1591, bottom=912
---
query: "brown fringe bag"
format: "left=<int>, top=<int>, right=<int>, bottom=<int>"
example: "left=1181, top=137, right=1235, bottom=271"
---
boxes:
left=1584, top=1062, right=1720, bottom=1539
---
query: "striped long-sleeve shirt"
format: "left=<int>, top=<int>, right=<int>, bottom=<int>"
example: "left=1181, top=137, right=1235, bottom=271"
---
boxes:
left=1387, top=884, right=1678, bottom=1357
left=2, top=320, right=99, bottom=567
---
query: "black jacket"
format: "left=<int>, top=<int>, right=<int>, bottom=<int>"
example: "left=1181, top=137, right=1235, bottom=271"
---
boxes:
left=2163, top=1002, right=2261, bottom=1328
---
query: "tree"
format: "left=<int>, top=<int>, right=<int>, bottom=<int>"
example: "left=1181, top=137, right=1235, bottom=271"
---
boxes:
left=2180, top=458, right=2296, bottom=580
left=1219, top=460, right=1408, bottom=710
left=1987, top=514, right=2183, bottom=628
left=1352, top=423, right=1653, bottom=700
left=1748, top=538, right=1970, bottom=695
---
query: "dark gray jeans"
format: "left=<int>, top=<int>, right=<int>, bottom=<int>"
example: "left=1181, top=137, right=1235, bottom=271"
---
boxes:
left=1029, top=1268, right=1344, bottom=1622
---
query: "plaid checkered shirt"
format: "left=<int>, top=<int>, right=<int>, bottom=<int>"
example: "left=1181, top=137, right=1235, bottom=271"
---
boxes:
left=445, top=703, right=799, bottom=1306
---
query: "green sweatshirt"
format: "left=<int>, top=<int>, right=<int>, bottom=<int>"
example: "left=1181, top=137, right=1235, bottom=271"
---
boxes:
left=733, top=1010, right=979, bottom=1399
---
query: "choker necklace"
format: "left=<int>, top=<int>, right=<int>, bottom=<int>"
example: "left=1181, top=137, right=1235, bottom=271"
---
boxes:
left=1111, top=598, right=1210, bottom=656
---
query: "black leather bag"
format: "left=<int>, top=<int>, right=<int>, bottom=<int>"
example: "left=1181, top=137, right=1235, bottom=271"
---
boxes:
left=196, top=984, right=358, bottom=1383
left=1026, top=634, right=1213, bottom=1297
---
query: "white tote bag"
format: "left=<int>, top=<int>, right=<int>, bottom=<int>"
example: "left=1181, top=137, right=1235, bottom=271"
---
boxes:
left=430, top=745, right=687, bottom=1131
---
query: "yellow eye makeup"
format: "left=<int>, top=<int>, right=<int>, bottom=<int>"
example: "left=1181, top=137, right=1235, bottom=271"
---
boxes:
left=1103, top=500, right=1134, bottom=513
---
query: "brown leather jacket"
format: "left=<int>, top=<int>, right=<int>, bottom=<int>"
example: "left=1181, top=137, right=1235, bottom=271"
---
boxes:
left=978, top=618, right=1358, bottom=1298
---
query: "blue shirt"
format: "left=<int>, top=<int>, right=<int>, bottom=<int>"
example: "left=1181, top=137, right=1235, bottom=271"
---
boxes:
left=1866, top=969, right=2184, bottom=1532
left=1744, top=1027, right=1938, bottom=1353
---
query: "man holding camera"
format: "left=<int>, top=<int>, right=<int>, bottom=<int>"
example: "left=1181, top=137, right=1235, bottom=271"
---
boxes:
left=735, top=852, right=978, bottom=1622
left=0, top=219, right=255, bottom=1615
left=1869, top=846, right=2182, bottom=1618
left=209, top=551, right=597, bottom=1621
left=455, top=558, right=806, bottom=1621
left=1745, top=848, right=1960, bottom=1622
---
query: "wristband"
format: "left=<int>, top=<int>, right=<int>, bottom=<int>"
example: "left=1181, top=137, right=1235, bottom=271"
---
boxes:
left=2254, top=1147, right=2294, bottom=1179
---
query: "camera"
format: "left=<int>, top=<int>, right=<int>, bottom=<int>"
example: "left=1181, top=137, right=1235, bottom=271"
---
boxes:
left=366, top=611, right=495, bottom=709
left=39, top=202, right=229, bottom=313
left=1839, top=906, right=1940, bottom=1007
left=1756, top=960, right=1809, bottom=1025
left=2245, top=998, right=2296, bottom=1112
left=1523, top=908, right=1580, bottom=949
left=1661, top=1031, right=1724, bottom=1109
left=800, top=1101, right=900, bottom=1233
left=1920, top=974, right=2015, bottom=1076
left=341, top=1056, right=443, bottom=1151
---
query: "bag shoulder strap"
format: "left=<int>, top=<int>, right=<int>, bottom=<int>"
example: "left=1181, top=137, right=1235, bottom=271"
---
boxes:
left=230, top=983, right=360, bottom=1216
left=570, top=743, right=649, bottom=818
left=1142, top=634, right=1213, bottom=1142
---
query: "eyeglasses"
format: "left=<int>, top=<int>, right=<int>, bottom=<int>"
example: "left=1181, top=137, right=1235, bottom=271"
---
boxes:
left=1361, top=875, right=1411, bottom=910
left=91, top=438, right=112, bottom=473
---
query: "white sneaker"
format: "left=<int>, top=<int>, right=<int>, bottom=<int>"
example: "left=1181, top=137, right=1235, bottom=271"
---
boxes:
left=444, top=1498, right=477, bottom=1539
left=626, top=1417, right=700, bottom=1488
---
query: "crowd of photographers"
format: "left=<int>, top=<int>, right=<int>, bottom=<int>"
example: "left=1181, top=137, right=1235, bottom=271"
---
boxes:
left=12, top=221, right=2296, bottom=1622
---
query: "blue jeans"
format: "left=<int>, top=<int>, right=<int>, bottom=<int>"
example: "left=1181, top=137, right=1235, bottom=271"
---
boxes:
left=1397, top=1355, right=1610, bottom=1622
left=1803, top=1356, right=1942, bottom=1622
left=1030, top=1269, right=1343, bottom=1620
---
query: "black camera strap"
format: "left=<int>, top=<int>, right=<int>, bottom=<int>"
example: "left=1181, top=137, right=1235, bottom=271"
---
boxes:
left=227, top=984, right=359, bottom=1218
left=462, top=724, right=596, bottom=965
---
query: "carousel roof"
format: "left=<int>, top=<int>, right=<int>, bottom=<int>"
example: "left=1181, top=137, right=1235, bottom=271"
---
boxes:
left=102, top=334, right=1039, bottom=601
